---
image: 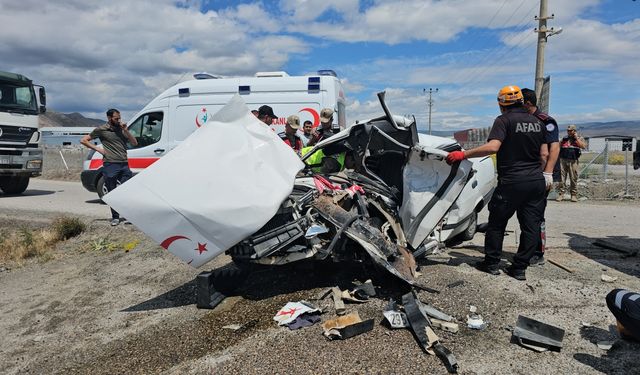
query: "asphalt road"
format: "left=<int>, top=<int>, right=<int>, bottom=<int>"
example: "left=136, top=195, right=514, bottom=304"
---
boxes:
left=0, top=178, right=110, bottom=219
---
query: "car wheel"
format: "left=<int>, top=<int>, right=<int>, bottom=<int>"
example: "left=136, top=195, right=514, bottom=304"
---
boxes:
left=0, top=176, right=30, bottom=195
left=96, top=175, right=108, bottom=200
left=459, top=211, right=478, bottom=241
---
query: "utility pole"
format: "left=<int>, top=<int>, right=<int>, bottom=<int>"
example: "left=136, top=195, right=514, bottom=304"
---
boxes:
left=424, top=88, right=438, bottom=135
left=534, top=0, right=562, bottom=102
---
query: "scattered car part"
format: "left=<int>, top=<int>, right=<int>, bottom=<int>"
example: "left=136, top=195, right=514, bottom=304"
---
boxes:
left=597, top=340, right=615, bottom=350
left=383, top=299, right=409, bottom=329
left=513, top=315, right=565, bottom=352
left=273, top=301, right=321, bottom=326
left=421, top=304, right=455, bottom=322
left=601, top=274, right=618, bottom=283
left=547, top=258, right=575, bottom=273
left=331, top=287, right=346, bottom=315
left=466, top=314, right=487, bottom=330
left=430, top=318, right=460, bottom=334
left=402, top=291, right=459, bottom=373
left=447, top=280, right=465, bottom=289
left=322, top=312, right=374, bottom=340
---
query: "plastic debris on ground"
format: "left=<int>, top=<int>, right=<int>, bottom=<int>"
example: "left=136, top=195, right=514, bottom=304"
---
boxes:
left=512, top=315, right=565, bottom=352
left=383, top=299, right=409, bottom=329
left=322, top=312, right=374, bottom=340
left=273, top=301, right=321, bottom=326
left=466, top=306, right=487, bottom=330
left=601, top=274, right=618, bottom=283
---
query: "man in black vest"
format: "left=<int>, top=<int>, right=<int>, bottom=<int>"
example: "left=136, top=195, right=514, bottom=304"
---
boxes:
left=522, top=88, right=559, bottom=266
left=557, top=124, right=586, bottom=202
left=446, top=85, right=553, bottom=281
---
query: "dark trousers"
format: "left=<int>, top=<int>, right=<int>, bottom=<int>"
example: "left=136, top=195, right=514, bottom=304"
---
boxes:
left=606, top=289, right=640, bottom=340
left=103, top=162, right=132, bottom=219
left=484, top=179, right=546, bottom=269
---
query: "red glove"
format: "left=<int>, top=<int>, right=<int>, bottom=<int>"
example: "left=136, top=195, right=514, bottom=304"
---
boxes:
left=445, top=150, right=466, bottom=165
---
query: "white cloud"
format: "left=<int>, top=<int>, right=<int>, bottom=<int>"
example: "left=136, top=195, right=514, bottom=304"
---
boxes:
left=0, top=0, right=307, bottom=115
left=285, top=0, right=600, bottom=45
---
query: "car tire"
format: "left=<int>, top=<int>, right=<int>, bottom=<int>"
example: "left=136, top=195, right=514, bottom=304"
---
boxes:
left=0, top=176, right=29, bottom=195
left=96, top=175, right=108, bottom=200
left=459, top=211, right=478, bottom=241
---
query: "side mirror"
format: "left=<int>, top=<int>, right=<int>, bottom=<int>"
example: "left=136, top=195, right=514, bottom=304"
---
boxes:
left=36, top=86, right=46, bottom=113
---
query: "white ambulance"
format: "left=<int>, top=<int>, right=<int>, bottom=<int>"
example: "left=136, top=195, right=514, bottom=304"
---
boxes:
left=81, top=70, right=347, bottom=198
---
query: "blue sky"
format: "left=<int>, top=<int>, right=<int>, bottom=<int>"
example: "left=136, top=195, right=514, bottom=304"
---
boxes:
left=1, top=0, right=638, bottom=131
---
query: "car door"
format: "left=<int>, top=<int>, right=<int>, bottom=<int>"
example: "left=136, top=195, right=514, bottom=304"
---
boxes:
left=126, top=110, right=166, bottom=172
left=400, top=144, right=473, bottom=249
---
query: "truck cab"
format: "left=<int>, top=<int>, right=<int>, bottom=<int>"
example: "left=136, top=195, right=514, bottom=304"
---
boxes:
left=0, top=71, right=45, bottom=194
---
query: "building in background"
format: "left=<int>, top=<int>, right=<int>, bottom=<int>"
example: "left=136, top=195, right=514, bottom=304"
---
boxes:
left=584, top=135, right=636, bottom=153
left=40, top=127, right=95, bottom=146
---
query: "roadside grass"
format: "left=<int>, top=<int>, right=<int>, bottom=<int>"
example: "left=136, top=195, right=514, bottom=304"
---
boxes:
left=0, top=216, right=86, bottom=265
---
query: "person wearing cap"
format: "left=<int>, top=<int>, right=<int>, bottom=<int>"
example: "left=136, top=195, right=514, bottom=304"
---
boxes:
left=445, top=85, right=551, bottom=281
left=557, top=124, right=586, bottom=202
left=307, top=108, right=335, bottom=146
left=257, top=105, right=278, bottom=126
left=606, top=289, right=640, bottom=341
left=279, top=115, right=303, bottom=154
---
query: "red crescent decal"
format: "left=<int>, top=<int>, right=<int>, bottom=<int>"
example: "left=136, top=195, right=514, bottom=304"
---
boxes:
left=299, top=107, right=320, bottom=127
left=160, top=235, right=191, bottom=250
left=195, top=114, right=203, bottom=128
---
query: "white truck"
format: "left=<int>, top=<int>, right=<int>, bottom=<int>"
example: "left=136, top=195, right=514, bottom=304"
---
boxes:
left=81, top=70, right=347, bottom=198
left=0, top=71, right=46, bottom=194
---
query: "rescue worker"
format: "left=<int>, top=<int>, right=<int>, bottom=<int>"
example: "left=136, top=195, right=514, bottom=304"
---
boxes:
left=445, top=85, right=553, bottom=281
left=557, top=124, right=586, bottom=202
left=307, top=108, right=335, bottom=146
left=301, top=147, right=347, bottom=174
left=522, top=88, right=559, bottom=266
left=279, top=115, right=303, bottom=154
left=80, top=108, right=138, bottom=226
left=606, top=289, right=640, bottom=341
left=257, top=105, right=278, bottom=126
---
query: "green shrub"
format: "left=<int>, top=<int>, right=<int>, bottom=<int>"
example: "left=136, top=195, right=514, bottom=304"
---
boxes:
left=52, top=216, right=86, bottom=240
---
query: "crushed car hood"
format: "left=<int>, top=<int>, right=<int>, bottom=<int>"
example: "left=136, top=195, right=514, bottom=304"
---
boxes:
left=103, top=95, right=304, bottom=267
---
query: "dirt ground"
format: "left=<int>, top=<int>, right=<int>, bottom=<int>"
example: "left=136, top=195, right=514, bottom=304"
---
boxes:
left=1, top=200, right=639, bottom=375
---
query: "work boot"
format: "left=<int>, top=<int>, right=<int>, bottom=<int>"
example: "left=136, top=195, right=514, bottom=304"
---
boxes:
left=529, top=255, right=545, bottom=266
left=555, top=195, right=563, bottom=202
left=506, top=266, right=526, bottom=281
left=571, top=195, right=578, bottom=202
left=475, top=261, right=500, bottom=275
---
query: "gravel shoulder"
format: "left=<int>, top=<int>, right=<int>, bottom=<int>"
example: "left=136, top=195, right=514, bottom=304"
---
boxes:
left=0, top=200, right=639, bottom=374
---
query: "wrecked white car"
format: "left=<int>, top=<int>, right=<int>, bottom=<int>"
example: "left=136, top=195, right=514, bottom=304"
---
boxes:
left=226, top=92, right=495, bottom=285
left=104, top=92, right=494, bottom=287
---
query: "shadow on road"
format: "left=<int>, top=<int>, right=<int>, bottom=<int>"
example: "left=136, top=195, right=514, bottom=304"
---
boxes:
left=122, top=280, right=197, bottom=312
left=0, top=189, right=55, bottom=197
left=122, top=260, right=411, bottom=312
left=85, top=198, right=105, bottom=204
left=565, top=232, right=640, bottom=278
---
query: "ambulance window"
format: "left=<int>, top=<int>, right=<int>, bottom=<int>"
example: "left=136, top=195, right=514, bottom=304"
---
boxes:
left=337, top=102, right=346, bottom=129
left=127, top=112, right=163, bottom=148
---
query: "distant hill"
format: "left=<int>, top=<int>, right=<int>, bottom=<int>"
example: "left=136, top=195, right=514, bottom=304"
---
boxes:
left=569, top=121, right=640, bottom=138
left=39, top=111, right=103, bottom=128
left=430, top=120, right=640, bottom=139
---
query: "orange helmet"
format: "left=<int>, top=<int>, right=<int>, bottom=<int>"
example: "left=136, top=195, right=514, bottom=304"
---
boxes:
left=497, top=85, right=524, bottom=106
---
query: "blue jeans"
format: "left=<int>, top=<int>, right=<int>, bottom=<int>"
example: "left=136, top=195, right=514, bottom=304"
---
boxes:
left=103, top=162, right=133, bottom=219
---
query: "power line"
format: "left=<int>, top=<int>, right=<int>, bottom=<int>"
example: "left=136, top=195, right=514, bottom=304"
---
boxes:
left=453, top=1, right=538, bottom=85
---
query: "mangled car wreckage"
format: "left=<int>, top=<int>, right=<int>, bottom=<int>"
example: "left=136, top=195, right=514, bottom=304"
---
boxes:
left=226, top=93, right=495, bottom=285
left=104, top=92, right=495, bottom=286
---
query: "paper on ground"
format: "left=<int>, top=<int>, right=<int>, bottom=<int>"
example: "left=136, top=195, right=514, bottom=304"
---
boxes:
left=103, top=95, right=304, bottom=268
